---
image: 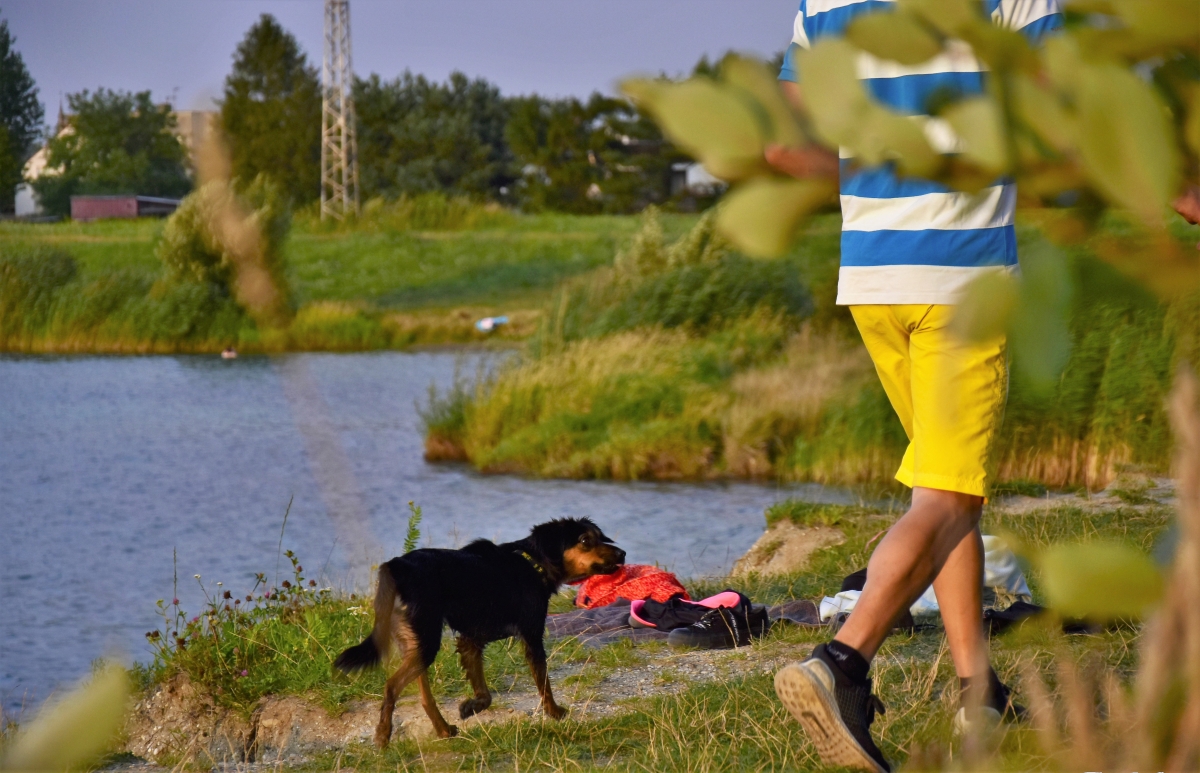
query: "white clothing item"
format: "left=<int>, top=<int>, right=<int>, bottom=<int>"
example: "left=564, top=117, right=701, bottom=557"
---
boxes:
left=817, top=534, right=1030, bottom=622
left=982, top=534, right=1032, bottom=597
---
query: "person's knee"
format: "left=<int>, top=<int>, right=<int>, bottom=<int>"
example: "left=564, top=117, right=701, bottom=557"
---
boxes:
left=914, top=487, right=982, bottom=529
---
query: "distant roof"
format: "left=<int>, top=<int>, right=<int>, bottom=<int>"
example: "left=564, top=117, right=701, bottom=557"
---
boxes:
left=69, top=195, right=183, bottom=205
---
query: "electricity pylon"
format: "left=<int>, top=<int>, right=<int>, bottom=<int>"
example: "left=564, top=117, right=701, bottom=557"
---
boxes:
left=320, top=0, right=359, bottom=221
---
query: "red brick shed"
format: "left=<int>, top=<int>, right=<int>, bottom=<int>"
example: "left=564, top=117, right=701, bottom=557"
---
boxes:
left=70, top=195, right=182, bottom=222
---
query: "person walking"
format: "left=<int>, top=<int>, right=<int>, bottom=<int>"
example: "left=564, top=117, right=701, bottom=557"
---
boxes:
left=765, top=2, right=1063, bottom=771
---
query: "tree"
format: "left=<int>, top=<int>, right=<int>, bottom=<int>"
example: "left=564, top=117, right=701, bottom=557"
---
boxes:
left=506, top=93, right=678, bottom=214
left=220, top=15, right=321, bottom=205
left=31, top=89, right=190, bottom=216
left=0, top=13, right=44, bottom=212
left=355, top=71, right=515, bottom=200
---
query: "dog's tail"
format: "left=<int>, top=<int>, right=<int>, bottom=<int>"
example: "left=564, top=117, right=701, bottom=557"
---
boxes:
left=333, top=563, right=398, bottom=672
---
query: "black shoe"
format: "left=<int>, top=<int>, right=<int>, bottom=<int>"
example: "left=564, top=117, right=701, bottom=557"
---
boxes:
left=665, top=598, right=771, bottom=649
left=667, top=606, right=749, bottom=649
left=774, top=643, right=891, bottom=773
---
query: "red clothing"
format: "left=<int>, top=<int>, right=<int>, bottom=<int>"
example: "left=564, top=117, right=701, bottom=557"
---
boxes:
left=573, top=564, right=690, bottom=609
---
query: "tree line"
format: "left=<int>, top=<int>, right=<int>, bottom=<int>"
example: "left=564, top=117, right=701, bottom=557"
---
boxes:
left=1, top=13, right=742, bottom=217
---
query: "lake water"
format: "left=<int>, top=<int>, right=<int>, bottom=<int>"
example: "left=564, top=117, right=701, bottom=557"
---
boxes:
left=0, top=351, right=853, bottom=716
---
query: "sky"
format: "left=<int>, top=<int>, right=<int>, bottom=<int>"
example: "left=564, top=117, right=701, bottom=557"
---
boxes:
left=4, top=1, right=799, bottom=122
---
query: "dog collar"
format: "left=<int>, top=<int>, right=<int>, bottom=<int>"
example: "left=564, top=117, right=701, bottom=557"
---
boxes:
left=516, top=550, right=548, bottom=579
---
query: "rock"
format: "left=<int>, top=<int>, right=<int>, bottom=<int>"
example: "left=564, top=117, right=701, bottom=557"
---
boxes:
left=731, top=520, right=844, bottom=577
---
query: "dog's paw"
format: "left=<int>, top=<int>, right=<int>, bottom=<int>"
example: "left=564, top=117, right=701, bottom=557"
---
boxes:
left=544, top=703, right=568, bottom=721
left=459, top=696, right=491, bottom=719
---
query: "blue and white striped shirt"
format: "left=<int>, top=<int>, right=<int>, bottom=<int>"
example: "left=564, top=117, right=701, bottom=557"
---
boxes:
left=779, top=0, right=1063, bottom=305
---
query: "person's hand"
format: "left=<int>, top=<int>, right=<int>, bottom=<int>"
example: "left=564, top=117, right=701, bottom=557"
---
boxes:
left=1172, top=184, right=1200, bottom=225
left=764, top=142, right=839, bottom=181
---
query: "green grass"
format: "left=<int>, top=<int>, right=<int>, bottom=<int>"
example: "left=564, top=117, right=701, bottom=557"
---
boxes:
left=134, top=499, right=1175, bottom=771
left=0, top=210, right=702, bottom=353
left=0, top=210, right=700, bottom=313
left=286, top=211, right=700, bottom=311
left=0, top=218, right=162, bottom=274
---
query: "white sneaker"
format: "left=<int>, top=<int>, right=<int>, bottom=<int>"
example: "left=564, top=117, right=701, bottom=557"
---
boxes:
left=952, top=705, right=1003, bottom=737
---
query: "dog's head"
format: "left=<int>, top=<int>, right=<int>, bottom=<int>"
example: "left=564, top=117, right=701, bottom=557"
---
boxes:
left=529, top=518, right=626, bottom=583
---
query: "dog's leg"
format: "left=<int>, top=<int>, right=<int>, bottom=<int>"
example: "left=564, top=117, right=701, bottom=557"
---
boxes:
left=416, top=671, right=458, bottom=739
left=376, top=649, right=423, bottom=749
left=455, top=636, right=492, bottom=719
left=522, top=635, right=566, bottom=720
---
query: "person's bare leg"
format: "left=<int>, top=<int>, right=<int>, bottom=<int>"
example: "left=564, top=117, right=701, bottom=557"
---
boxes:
left=834, top=487, right=982, bottom=661
left=932, top=526, right=989, bottom=680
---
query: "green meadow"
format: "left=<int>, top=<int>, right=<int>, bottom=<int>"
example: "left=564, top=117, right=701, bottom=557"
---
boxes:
left=0, top=201, right=699, bottom=353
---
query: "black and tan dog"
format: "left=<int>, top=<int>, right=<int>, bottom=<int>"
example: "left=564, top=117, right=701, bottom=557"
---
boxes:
left=334, top=517, right=625, bottom=745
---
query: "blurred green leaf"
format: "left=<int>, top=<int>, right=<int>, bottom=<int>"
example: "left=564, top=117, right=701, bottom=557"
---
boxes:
left=1112, top=0, right=1200, bottom=50
left=720, top=55, right=807, bottom=148
left=864, top=111, right=942, bottom=177
left=798, top=39, right=939, bottom=177
left=1076, top=60, right=1180, bottom=226
left=957, top=20, right=1039, bottom=72
left=951, top=270, right=1018, bottom=342
left=1184, top=85, right=1200, bottom=159
left=621, top=77, right=768, bottom=181
left=715, top=177, right=836, bottom=258
left=0, top=664, right=130, bottom=771
left=846, top=10, right=944, bottom=65
left=1064, top=0, right=1117, bottom=12
left=1039, top=541, right=1164, bottom=620
left=900, top=0, right=977, bottom=37
left=796, top=39, right=870, bottom=150
left=1012, top=74, right=1076, bottom=154
left=942, top=96, right=1009, bottom=173
left=1010, top=241, right=1074, bottom=392
left=1044, top=36, right=1084, bottom=96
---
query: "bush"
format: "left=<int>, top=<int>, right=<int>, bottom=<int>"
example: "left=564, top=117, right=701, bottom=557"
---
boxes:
left=535, top=208, right=812, bottom=353
left=157, top=175, right=292, bottom=326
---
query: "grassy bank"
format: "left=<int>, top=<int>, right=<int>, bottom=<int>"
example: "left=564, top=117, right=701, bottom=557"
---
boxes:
left=130, top=493, right=1177, bottom=771
left=428, top=211, right=1199, bottom=490
left=0, top=200, right=700, bottom=354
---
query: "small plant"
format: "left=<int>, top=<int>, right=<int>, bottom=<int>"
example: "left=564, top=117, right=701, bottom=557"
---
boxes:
left=419, top=368, right=480, bottom=462
left=404, top=501, right=423, bottom=554
left=140, top=546, right=340, bottom=715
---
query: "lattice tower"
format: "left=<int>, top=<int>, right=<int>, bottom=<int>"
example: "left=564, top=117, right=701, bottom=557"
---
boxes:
left=320, top=0, right=359, bottom=220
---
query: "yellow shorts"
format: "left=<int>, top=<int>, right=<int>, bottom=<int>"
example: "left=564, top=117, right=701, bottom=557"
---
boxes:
left=850, top=304, right=1008, bottom=498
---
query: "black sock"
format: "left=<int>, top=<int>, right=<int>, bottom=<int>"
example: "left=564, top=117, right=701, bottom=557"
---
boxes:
left=824, top=640, right=870, bottom=684
left=960, top=669, right=1004, bottom=711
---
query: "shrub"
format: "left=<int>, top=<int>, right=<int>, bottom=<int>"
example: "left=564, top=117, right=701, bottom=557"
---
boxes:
left=535, top=208, right=812, bottom=353
left=157, top=175, right=292, bottom=326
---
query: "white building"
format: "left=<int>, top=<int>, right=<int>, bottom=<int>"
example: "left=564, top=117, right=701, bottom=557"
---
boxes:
left=14, top=138, right=56, bottom=217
